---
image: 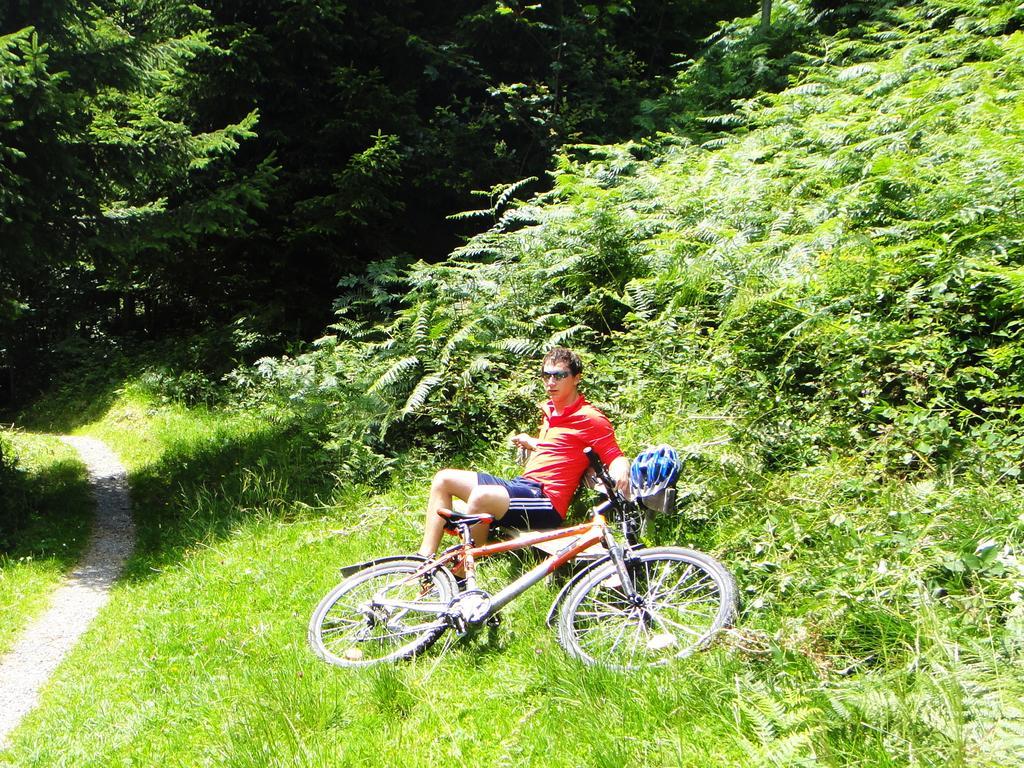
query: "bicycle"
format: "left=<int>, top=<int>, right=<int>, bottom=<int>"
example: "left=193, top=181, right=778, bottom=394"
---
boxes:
left=308, top=448, right=737, bottom=670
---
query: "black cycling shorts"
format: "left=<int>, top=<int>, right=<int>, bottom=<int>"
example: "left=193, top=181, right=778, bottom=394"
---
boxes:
left=476, top=472, right=563, bottom=530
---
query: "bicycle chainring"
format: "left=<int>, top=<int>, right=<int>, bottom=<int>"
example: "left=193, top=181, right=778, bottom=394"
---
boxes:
left=446, top=589, right=492, bottom=633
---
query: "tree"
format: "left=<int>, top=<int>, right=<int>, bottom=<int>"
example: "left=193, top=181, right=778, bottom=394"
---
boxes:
left=1, top=1, right=268, bottom=389
left=183, top=0, right=757, bottom=337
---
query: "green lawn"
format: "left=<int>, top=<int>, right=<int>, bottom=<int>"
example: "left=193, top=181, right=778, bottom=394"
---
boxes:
left=3, top=391, right=1022, bottom=766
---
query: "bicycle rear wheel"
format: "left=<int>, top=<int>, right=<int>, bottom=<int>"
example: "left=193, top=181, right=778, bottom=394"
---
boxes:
left=309, top=559, right=457, bottom=667
left=557, top=546, right=736, bottom=670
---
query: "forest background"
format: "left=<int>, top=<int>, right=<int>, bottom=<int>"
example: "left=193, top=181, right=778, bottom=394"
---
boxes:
left=2, top=0, right=1024, bottom=765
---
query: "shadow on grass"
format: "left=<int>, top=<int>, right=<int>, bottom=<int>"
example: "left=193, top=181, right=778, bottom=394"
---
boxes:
left=6, top=329, right=256, bottom=434
left=0, top=454, right=94, bottom=567
left=116, top=417, right=344, bottom=582
left=8, top=366, right=138, bottom=434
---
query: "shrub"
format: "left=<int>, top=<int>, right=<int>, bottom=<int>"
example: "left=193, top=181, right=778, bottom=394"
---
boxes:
left=0, top=430, right=26, bottom=548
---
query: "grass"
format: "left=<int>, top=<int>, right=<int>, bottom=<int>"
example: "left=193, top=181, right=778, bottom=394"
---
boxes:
left=4, top=509, right=746, bottom=767
left=0, top=431, right=92, bottom=655
left=1, top=386, right=1021, bottom=766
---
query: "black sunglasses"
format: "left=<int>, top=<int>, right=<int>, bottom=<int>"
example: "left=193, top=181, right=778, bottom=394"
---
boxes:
left=539, top=370, right=573, bottom=380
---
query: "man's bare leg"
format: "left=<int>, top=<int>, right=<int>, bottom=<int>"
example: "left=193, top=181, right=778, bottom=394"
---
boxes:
left=417, top=469, right=510, bottom=557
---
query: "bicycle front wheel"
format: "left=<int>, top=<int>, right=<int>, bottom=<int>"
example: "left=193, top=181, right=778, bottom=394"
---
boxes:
left=557, top=546, right=737, bottom=670
left=309, top=559, right=456, bottom=667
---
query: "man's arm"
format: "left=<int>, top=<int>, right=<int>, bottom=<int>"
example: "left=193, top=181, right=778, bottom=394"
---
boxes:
left=608, top=455, right=631, bottom=498
left=511, top=433, right=539, bottom=452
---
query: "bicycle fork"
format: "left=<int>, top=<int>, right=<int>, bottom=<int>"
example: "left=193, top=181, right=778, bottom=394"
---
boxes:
left=601, top=528, right=639, bottom=597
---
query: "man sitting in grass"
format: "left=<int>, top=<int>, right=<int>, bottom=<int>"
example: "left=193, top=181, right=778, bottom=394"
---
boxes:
left=416, top=346, right=630, bottom=559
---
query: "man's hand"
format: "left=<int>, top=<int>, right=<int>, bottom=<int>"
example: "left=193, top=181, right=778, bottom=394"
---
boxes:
left=609, top=455, right=631, bottom=499
left=510, top=433, right=538, bottom=452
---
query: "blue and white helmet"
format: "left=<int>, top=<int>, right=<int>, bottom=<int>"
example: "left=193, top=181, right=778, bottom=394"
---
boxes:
left=630, top=444, right=680, bottom=499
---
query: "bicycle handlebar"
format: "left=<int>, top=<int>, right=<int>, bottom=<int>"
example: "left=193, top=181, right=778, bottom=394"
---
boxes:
left=584, top=445, right=605, bottom=474
left=583, top=447, right=643, bottom=546
left=583, top=447, right=626, bottom=508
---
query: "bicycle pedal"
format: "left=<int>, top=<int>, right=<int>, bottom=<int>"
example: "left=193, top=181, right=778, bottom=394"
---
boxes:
left=485, top=612, right=502, bottom=629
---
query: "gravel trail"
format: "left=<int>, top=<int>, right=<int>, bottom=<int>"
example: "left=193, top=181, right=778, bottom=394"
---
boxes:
left=0, top=436, right=134, bottom=748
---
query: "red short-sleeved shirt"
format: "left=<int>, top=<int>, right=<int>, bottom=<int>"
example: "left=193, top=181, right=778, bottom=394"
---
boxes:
left=521, top=395, right=624, bottom=518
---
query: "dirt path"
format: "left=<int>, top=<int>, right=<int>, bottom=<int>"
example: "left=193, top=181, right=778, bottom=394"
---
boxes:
left=0, top=436, right=134, bottom=749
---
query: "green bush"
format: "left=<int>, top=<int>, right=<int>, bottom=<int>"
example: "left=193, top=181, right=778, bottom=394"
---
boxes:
left=0, top=429, right=24, bottom=547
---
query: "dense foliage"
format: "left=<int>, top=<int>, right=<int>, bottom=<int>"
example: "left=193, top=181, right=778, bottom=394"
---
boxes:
left=172, top=0, right=1021, bottom=514
left=313, top=0, right=1024, bottom=482
left=0, top=0, right=269, bottom=394
left=0, top=0, right=753, bottom=401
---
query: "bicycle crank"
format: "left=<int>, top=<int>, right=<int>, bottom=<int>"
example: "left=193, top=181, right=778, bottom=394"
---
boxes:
left=446, top=589, right=492, bottom=634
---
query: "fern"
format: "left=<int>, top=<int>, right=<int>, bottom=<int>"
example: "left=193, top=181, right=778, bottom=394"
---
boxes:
left=446, top=207, right=494, bottom=221
left=368, top=356, right=419, bottom=394
left=440, top=318, right=483, bottom=365
left=460, top=355, right=494, bottom=385
left=495, top=176, right=538, bottom=211
left=501, top=338, right=539, bottom=357
left=446, top=177, right=538, bottom=227
left=699, top=113, right=745, bottom=127
left=401, top=373, right=443, bottom=416
left=624, top=282, right=658, bottom=318
left=837, top=63, right=878, bottom=82
left=547, top=324, right=589, bottom=347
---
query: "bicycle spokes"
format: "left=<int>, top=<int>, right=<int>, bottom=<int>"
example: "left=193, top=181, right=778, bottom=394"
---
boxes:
left=309, top=560, right=457, bottom=667
left=557, top=547, right=737, bottom=669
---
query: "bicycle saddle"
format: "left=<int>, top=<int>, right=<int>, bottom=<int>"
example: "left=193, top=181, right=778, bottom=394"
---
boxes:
left=437, top=507, right=495, bottom=527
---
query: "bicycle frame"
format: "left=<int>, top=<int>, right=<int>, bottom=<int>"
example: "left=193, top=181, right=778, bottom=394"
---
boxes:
left=363, top=448, right=638, bottom=630
left=442, top=518, right=607, bottom=615
left=370, top=512, right=636, bottom=637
